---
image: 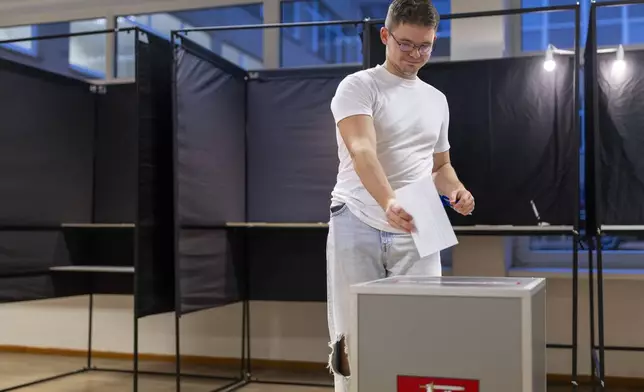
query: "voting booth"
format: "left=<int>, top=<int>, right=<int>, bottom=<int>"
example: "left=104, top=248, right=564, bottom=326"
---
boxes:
left=349, top=276, right=547, bottom=392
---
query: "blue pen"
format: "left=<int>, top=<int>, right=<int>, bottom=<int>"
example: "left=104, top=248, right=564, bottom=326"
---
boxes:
left=441, top=195, right=472, bottom=215
left=440, top=195, right=451, bottom=208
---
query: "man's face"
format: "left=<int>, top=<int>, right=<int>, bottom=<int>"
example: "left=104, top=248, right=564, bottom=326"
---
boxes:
left=380, top=23, right=436, bottom=76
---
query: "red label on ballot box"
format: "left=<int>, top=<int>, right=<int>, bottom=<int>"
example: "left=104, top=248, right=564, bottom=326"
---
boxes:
left=397, top=375, right=479, bottom=392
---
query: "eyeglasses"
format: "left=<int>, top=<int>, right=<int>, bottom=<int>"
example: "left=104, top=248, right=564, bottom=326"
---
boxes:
left=390, top=32, right=433, bottom=55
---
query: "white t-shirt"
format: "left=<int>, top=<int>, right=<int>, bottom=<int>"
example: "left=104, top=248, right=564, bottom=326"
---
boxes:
left=329, top=64, right=450, bottom=233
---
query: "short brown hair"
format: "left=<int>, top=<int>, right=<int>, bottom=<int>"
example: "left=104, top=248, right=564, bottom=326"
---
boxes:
left=385, top=0, right=440, bottom=31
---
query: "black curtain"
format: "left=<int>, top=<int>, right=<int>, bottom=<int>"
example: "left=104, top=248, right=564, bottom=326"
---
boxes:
left=59, top=82, right=139, bottom=296
left=246, top=67, right=359, bottom=223
left=0, top=59, right=94, bottom=226
left=0, top=58, right=95, bottom=302
left=416, top=55, right=576, bottom=226
left=135, top=32, right=176, bottom=318
left=366, top=23, right=386, bottom=68
left=94, top=83, right=138, bottom=223
left=584, top=8, right=598, bottom=232
left=174, top=39, right=246, bottom=314
left=593, top=49, right=644, bottom=226
left=366, top=19, right=578, bottom=226
left=245, top=67, right=359, bottom=301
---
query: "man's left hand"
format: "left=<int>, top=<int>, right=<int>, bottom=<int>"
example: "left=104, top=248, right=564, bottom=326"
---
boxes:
left=449, top=188, right=475, bottom=216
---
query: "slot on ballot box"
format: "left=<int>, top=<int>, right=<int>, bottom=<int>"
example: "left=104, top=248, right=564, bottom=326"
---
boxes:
left=349, top=276, right=547, bottom=392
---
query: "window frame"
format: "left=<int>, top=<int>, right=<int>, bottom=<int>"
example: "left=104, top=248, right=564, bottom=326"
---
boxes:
left=68, top=18, right=110, bottom=79
left=221, top=41, right=264, bottom=70
left=0, top=25, right=38, bottom=58
left=114, top=5, right=265, bottom=76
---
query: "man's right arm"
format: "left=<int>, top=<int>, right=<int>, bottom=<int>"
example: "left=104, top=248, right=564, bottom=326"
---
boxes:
left=337, top=114, right=394, bottom=211
left=330, top=76, right=413, bottom=232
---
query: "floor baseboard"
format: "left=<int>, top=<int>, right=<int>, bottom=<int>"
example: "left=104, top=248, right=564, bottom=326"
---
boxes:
left=1, top=345, right=643, bottom=387
left=0, top=345, right=326, bottom=371
left=547, top=373, right=644, bottom=388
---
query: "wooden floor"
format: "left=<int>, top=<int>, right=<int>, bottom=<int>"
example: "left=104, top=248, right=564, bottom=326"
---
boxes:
left=0, top=353, right=635, bottom=391
left=0, top=353, right=332, bottom=392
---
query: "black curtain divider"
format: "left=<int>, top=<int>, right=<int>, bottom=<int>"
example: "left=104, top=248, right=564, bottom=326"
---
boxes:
left=585, top=1, right=644, bottom=388
left=0, top=29, right=174, bottom=317
left=0, top=28, right=176, bottom=315
left=0, top=54, right=95, bottom=302
left=416, top=55, right=577, bottom=226
left=246, top=66, right=360, bottom=224
left=171, top=24, right=366, bottom=390
left=583, top=5, right=602, bottom=387
left=584, top=13, right=598, bottom=234
left=171, top=33, right=249, bottom=392
left=365, top=8, right=579, bottom=228
left=245, top=66, right=359, bottom=302
left=0, top=59, right=95, bottom=226
left=176, top=58, right=363, bottom=304
left=173, top=37, right=246, bottom=315
left=590, top=49, right=644, bottom=226
left=369, top=26, right=577, bottom=226
left=135, top=31, right=176, bottom=319
left=94, top=83, right=138, bottom=223
left=0, top=26, right=176, bottom=392
left=172, top=39, right=361, bottom=304
left=586, top=2, right=644, bottom=228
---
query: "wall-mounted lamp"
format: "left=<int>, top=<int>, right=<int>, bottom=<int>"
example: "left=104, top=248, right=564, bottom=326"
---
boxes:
left=543, top=44, right=556, bottom=72
left=613, top=44, right=626, bottom=73
left=543, top=44, right=626, bottom=73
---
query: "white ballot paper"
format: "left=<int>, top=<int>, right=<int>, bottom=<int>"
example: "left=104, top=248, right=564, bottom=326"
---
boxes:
left=395, top=175, right=459, bottom=257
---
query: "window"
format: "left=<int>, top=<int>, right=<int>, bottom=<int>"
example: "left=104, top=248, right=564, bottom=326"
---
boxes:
left=0, top=22, right=108, bottom=79
left=428, top=0, right=451, bottom=57
left=517, top=1, right=582, bottom=264
left=281, top=0, right=364, bottom=67
left=119, top=14, right=211, bottom=49
left=515, top=0, right=644, bottom=269
left=521, top=0, right=579, bottom=52
left=595, top=1, right=644, bottom=47
left=512, top=235, right=644, bottom=269
left=69, top=18, right=108, bottom=78
left=221, top=43, right=263, bottom=70
left=280, top=0, right=450, bottom=68
left=361, top=0, right=451, bottom=58
left=521, top=0, right=644, bottom=52
left=117, top=4, right=263, bottom=77
left=115, top=18, right=136, bottom=79
left=117, top=14, right=212, bottom=78
left=0, top=25, right=36, bottom=56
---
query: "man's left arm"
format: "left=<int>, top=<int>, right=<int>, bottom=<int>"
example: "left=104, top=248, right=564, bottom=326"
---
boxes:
left=431, top=98, right=475, bottom=216
left=433, top=152, right=474, bottom=215
left=432, top=151, right=463, bottom=195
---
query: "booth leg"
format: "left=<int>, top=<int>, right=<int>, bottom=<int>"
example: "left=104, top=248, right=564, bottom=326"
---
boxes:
left=572, top=233, right=580, bottom=389
left=87, top=293, right=94, bottom=369
left=595, top=234, right=606, bottom=390
left=133, top=310, right=139, bottom=392
left=587, top=234, right=598, bottom=386
left=175, top=312, right=181, bottom=392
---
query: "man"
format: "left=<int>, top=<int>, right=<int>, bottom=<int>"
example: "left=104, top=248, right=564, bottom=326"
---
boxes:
left=326, top=0, right=475, bottom=391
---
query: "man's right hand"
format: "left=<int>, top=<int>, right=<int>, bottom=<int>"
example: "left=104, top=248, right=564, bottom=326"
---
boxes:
left=385, top=199, right=414, bottom=233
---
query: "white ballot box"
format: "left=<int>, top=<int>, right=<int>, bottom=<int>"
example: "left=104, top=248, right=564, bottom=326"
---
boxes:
left=349, top=276, right=546, bottom=392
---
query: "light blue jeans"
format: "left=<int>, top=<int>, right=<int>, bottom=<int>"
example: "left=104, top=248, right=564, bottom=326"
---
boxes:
left=326, top=203, right=442, bottom=392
